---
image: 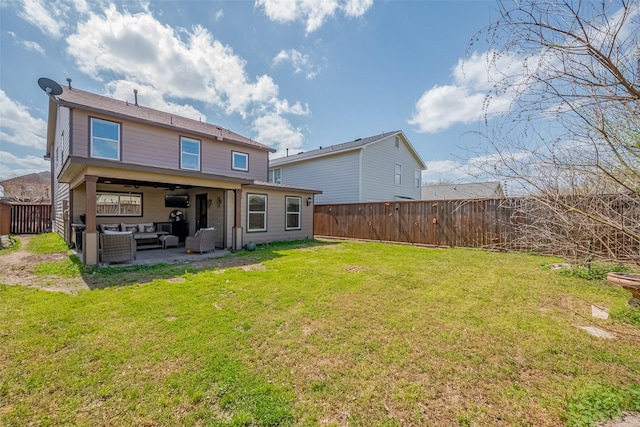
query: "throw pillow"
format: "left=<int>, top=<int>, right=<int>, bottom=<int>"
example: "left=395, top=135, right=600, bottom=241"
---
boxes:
left=144, top=225, right=155, bottom=233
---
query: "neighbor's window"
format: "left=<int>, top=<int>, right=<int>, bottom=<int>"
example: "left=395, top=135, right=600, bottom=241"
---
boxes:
left=395, top=163, right=402, bottom=186
left=247, top=194, right=267, bottom=232
left=395, top=136, right=400, bottom=148
left=96, top=192, right=142, bottom=216
left=91, top=118, right=120, bottom=160
left=268, top=168, right=282, bottom=184
left=414, top=169, right=421, bottom=189
left=232, top=151, right=249, bottom=171
left=285, top=196, right=301, bottom=230
left=180, top=137, right=201, bottom=171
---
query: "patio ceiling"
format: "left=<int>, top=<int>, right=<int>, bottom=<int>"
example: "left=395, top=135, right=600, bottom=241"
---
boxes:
left=97, top=177, right=195, bottom=191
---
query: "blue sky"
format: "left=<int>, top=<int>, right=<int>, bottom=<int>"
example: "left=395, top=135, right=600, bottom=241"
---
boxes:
left=1, top=0, right=504, bottom=184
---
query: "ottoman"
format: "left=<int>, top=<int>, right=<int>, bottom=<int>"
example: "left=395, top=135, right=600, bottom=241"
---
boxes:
left=160, top=234, right=179, bottom=249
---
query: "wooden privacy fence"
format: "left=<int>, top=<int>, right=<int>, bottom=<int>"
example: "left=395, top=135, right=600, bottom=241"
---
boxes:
left=313, top=197, right=639, bottom=260
left=2, top=203, right=52, bottom=234
left=314, top=199, right=514, bottom=249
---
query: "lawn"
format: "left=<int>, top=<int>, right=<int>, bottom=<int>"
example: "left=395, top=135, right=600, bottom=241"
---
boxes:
left=0, top=236, right=638, bottom=426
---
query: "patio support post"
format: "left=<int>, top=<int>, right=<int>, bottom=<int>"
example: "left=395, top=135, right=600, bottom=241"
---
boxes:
left=83, top=175, right=99, bottom=265
left=232, top=188, right=243, bottom=251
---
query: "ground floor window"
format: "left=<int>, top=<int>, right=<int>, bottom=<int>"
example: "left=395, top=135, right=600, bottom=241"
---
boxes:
left=247, top=194, right=267, bottom=231
left=285, top=196, right=301, bottom=230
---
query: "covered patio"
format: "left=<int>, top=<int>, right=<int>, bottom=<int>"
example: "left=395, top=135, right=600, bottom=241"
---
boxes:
left=73, top=244, right=232, bottom=267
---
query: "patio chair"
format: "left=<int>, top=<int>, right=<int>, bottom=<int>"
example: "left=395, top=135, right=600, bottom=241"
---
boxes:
left=100, top=232, right=137, bottom=263
left=185, top=227, right=216, bottom=254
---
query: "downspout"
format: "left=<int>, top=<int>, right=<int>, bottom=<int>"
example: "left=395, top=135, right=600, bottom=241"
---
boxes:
left=358, top=149, right=363, bottom=202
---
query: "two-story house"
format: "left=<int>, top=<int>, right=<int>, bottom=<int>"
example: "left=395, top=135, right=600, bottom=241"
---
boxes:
left=42, top=79, right=319, bottom=265
left=268, top=131, right=426, bottom=204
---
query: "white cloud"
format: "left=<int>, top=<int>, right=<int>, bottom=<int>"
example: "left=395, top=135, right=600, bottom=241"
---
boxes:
left=422, top=150, right=532, bottom=184
left=273, top=48, right=320, bottom=79
left=66, top=5, right=308, bottom=155
left=0, top=151, right=49, bottom=179
left=409, top=51, right=519, bottom=134
left=215, top=9, right=224, bottom=21
left=422, top=160, right=476, bottom=183
left=0, top=90, right=47, bottom=150
left=17, top=0, right=66, bottom=39
left=256, top=0, right=373, bottom=34
left=253, top=113, right=304, bottom=155
left=7, top=31, right=45, bottom=55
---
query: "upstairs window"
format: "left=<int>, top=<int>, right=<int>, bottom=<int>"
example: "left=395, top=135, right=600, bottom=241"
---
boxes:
left=232, top=151, right=249, bottom=171
left=395, top=136, right=400, bottom=148
left=247, top=194, right=267, bottom=232
left=269, top=168, right=282, bottom=184
left=180, top=137, right=201, bottom=171
left=395, top=163, right=402, bottom=186
left=285, top=196, right=301, bottom=230
left=91, top=118, right=120, bottom=160
left=414, top=169, right=421, bottom=189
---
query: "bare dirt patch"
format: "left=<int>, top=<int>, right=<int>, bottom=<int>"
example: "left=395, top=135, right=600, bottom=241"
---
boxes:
left=0, top=236, right=269, bottom=293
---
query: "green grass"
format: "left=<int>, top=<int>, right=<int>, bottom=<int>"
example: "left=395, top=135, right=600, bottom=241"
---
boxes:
left=25, top=232, right=69, bottom=254
left=33, top=256, right=84, bottom=277
left=1, top=240, right=639, bottom=426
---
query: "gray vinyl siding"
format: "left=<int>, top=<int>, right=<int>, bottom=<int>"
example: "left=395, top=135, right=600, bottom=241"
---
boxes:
left=70, top=109, right=269, bottom=181
left=55, top=107, right=71, bottom=174
left=361, top=135, right=422, bottom=201
left=274, top=151, right=360, bottom=204
left=53, top=106, right=72, bottom=241
left=53, top=182, right=69, bottom=239
left=241, top=189, right=314, bottom=244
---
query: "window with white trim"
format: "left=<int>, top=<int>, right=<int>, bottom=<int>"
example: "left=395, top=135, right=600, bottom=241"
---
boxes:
left=285, top=196, right=301, bottom=230
left=96, top=192, right=142, bottom=217
left=395, top=136, right=400, bottom=148
left=395, top=163, right=402, bottom=186
left=91, top=118, right=120, bottom=160
left=180, top=137, right=201, bottom=171
left=232, top=151, right=249, bottom=171
left=414, top=169, right=421, bottom=189
left=268, top=168, right=282, bottom=184
left=247, top=194, right=267, bottom=232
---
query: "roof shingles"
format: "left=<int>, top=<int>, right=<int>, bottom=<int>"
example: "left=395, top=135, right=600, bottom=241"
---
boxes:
left=56, top=87, right=275, bottom=152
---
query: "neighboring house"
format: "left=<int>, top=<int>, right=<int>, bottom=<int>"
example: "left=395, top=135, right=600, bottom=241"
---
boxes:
left=269, top=131, right=426, bottom=204
left=421, top=181, right=505, bottom=200
left=0, top=171, right=51, bottom=203
left=42, top=80, right=319, bottom=265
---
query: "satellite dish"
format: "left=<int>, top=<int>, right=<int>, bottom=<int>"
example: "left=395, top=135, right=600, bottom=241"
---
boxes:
left=37, top=77, right=63, bottom=96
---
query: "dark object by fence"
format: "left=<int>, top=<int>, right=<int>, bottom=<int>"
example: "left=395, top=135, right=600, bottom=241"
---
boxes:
left=0, top=202, right=10, bottom=235
left=9, top=203, right=52, bottom=234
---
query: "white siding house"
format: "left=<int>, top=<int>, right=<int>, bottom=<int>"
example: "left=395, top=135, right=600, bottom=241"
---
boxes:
left=269, top=131, right=426, bottom=204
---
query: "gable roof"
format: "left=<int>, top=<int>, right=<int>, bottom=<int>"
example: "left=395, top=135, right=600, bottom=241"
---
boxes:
left=52, top=85, right=275, bottom=152
left=269, top=130, right=426, bottom=168
left=421, top=182, right=505, bottom=200
left=0, top=171, right=50, bottom=185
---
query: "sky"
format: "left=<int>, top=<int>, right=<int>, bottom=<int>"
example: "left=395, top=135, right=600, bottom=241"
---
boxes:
left=1, top=0, right=509, bottom=185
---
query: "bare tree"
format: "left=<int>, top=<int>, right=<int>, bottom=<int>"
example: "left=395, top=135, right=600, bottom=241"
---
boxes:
left=473, top=0, right=639, bottom=264
left=0, top=173, right=51, bottom=203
